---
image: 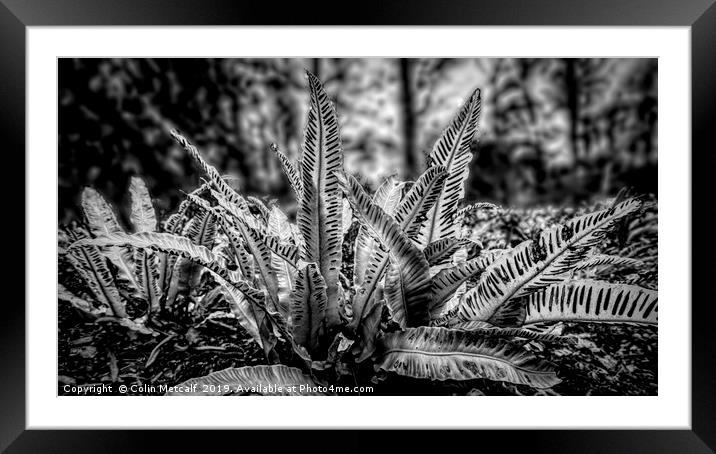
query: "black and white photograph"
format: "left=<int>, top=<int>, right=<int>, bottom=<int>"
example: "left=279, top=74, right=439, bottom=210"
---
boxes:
left=57, top=57, right=658, bottom=397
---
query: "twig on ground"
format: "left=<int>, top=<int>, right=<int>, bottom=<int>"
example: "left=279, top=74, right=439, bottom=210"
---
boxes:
left=192, top=345, right=227, bottom=352
left=150, top=371, right=165, bottom=383
left=145, top=333, right=177, bottom=367
left=206, top=319, right=235, bottom=331
left=108, top=351, right=119, bottom=383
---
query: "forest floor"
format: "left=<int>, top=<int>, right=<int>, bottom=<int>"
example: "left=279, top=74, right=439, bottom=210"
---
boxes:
left=58, top=198, right=658, bottom=396
left=58, top=304, right=656, bottom=396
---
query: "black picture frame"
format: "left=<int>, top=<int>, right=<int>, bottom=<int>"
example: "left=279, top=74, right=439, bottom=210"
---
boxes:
left=3, top=0, right=714, bottom=451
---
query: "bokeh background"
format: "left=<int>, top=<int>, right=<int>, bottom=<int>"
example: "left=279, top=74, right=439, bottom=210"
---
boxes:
left=58, top=58, right=657, bottom=223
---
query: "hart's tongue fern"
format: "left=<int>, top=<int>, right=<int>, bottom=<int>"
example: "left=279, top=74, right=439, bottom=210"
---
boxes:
left=63, top=71, right=656, bottom=395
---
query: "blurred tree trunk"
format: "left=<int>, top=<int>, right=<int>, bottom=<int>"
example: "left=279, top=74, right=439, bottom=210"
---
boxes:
left=398, top=59, right=420, bottom=179
left=312, top=58, right=321, bottom=78
left=564, top=58, right=581, bottom=163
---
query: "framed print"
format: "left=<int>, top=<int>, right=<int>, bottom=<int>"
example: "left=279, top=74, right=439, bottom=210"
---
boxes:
left=4, top=0, right=715, bottom=451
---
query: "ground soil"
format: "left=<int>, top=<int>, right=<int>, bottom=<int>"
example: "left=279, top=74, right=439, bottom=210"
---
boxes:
left=58, top=300, right=656, bottom=396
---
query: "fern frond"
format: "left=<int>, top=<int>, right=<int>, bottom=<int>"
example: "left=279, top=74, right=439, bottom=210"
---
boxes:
left=133, top=248, right=162, bottom=312
left=267, top=206, right=294, bottom=242
left=296, top=71, right=344, bottom=329
left=267, top=207, right=297, bottom=313
left=262, top=235, right=299, bottom=265
left=456, top=202, right=500, bottom=219
left=170, top=129, right=251, bottom=213
left=206, top=268, right=276, bottom=358
left=157, top=252, right=179, bottom=308
left=393, top=165, right=448, bottom=241
left=236, top=219, right=282, bottom=315
left=418, top=89, right=482, bottom=248
left=81, top=187, right=137, bottom=289
left=58, top=283, right=107, bottom=317
left=186, top=193, right=255, bottom=282
left=182, top=208, right=217, bottom=249
left=271, top=143, right=303, bottom=200
left=196, top=191, right=283, bottom=314
left=165, top=365, right=327, bottom=396
left=210, top=187, right=263, bottom=235
left=218, top=216, right=255, bottom=282
left=163, top=183, right=212, bottom=234
left=338, top=172, right=431, bottom=327
left=353, top=175, right=401, bottom=291
left=81, top=187, right=123, bottom=236
left=247, top=196, right=271, bottom=222
left=70, top=231, right=265, bottom=304
left=523, top=280, right=657, bottom=325
left=175, top=206, right=218, bottom=295
left=126, top=177, right=164, bottom=311
left=574, top=254, right=643, bottom=272
left=429, top=253, right=497, bottom=318
left=163, top=199, right=191, bottom=234
left=375, top=326, right=560, bottom=388
left=423, top=237, right=463, bottom=266
left=448, top=321, right=566, bottom=343
left=440, top=281, right=467, bottom=316
left=354, top=299, right=384, bottom=362
left=351, top=167, right=446, bottom=328
left=217, top=215, right=282, bottom=315
left=128, top=177, right=157, bottom=233
left=290, top=263, right=328, bottom=352
left=66, top=244, right=126, bottom=318
left=453, top=199, right=641, bottom=322
left=342, top=198, right=353, bottom=236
